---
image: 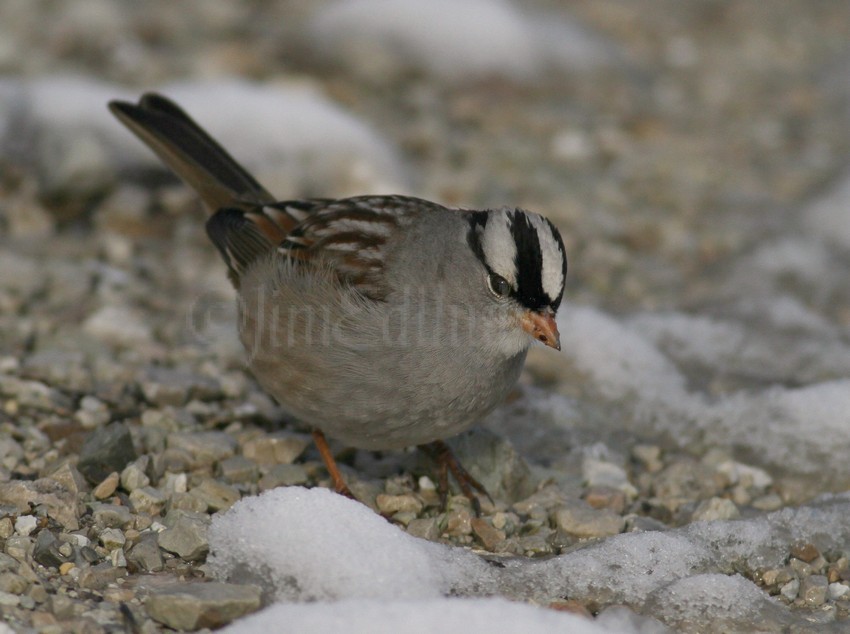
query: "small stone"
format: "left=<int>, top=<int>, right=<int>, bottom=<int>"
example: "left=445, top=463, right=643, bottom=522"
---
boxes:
left=0, top=518, right=12, bottom=539
left=91, top=503, right=133, bottom=529
left=470, top=517, right=506, bottom=550
left=93, top=471, right=120, bottom=499
left=258, top=463, right=309, bottom=490
left=553, top=503, right=625, bottom=539
left=5, top=536, right=34, bottom=561
left=583, top=487, right=627, bottom=513
left=14, top=515, right=38, bottom=537
left=714, top=460, right=773, bottom=490
left=0, top=480, right=79, bottom=530
left=801, top=575, right=829, bottom=606
left=83, top=304, right=152, bottom=346
left=406, top=518, right=439, bottom=541
left=376, top=494, right=424, bottom=516
left=146, top=581, right=261, bottom=630
left=582, top=458, right=637, bottom=498
left=77, top=562, right=126, bottom=590
left=120, top=459, right=150, bottom=492
left=691, top=497, right=740, bottom=521
left=218, top=455, right=259, bottom=484
left=58, top=562, right=75, bottom=576
left=751, top=493, right=783, bottom=511
left=780, top=578, right=800, bottom=601
left=241, top=432, right=310, bottom=466
left=653, top=460, right=722, bottom=505
left=45, top=462, right=90, bottom=497
left=513, top=485, right=569, bottom=516
left=789, top=557, right=813, bottom=577
left=74, top=395, right=110, bottom=428
left=443, top=506, right=473, bottom=537
left=110, top=548, right=127, bottom=568
left=168, top=431, right=237, bottom=467
left=791, top=542, right=820, bottom=563
left=127, top=534, right=164, bottom=573
left=33, top=530, right=66, bottom=568
left=129, top=486, right=167, bottom=515
left=161, top=472, right=188, bottom=494
left=762, top=568, right=793, bottom=587
left=99, top=528, right=126, bottom=550
left=77, top=422, right=138, bottom=484
left=189, top=479, right=241, bottom=512
left=0, top=572, right=29, bottom=594
left=170, top=491, right=210, bottom=513
left=157, top=510, right=210, bottom=561
left=829, top=582, right=850, bottom=600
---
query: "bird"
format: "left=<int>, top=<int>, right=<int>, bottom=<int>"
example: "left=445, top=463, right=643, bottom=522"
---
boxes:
left=109, top=93, right=567, bottom=511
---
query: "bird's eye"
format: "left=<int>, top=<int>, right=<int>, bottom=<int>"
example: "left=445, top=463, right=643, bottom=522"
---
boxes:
left=487, top=273, right=510, bottom=298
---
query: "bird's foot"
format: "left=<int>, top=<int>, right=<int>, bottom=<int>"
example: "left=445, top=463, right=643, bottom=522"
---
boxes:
left=418, top=440, right=493, bottom=516
left=312, top=429, right=356, bottom=500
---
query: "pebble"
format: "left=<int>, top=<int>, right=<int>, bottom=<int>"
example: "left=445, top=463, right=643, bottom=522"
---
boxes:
left=1, top=480, right=79, bottom=530
left=258, top=463, right=309, bottom=490
left=91, top=503, right=133, bottom=529
left=829, top=583, right=850, bottom=600
left=127, top=534, right=164, bottom=573
left=74, top=395, right=110, bottom=428
left=93, top=472, right=120, bottom=499
left=690, top=497, right=740, bottom=521
left=553, top=503, right=625, bottom=539
left=582, top=458, right=637, bottom=498
left=241, top=432, right=311, bottom=466
left=99, top=528, right=126, bottom=550
left=790, top=542, right=820, bottom=563
left=33, top=531, right=66, bottom=569
left=189, top=479, right=241, bottom=512
left=120, top=459, right=151, bottom=492
left=82, top=305, right=153, bottom=346
left=77, top=422, right=138, bottom=484
left=146, top=581, right=262, bottom=630
left=780, top=578, right=800, bottom=601
left=129, top=486, right=168, bottom=515
left=45, top=463, right=89, bottom=498
left=470, top=517, right=507, bottom=550
left=406, top=517, right=440, bottom=541
left=14, top=516, right=38, bottom=537
left=167, top=431, right=237, bottom=467
left=376, top=493, right=424, bottom=516
left=157, top=510, right=210, bottom=561
left=218, top=455, right=260, bottom=484
left=801, top=575, right=829, bottom=606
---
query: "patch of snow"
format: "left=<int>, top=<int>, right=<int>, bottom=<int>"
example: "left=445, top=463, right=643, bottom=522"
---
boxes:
left=221, top=597, right=623, bottom=634
left=309, top=0, right=616, bottom=83
left=0, top=75, right=408, bottom=198
left=209, top=486, right=850, bottom=631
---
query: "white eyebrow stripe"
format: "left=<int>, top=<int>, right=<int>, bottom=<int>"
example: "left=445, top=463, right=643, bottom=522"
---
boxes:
left=529, top=214, right=564, bottom=301
left=480, top=211, right=518, bottom=285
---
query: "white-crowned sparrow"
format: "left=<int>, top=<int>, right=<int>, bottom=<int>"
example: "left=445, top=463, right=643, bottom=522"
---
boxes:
left=109, top=93, right=567, bottom=507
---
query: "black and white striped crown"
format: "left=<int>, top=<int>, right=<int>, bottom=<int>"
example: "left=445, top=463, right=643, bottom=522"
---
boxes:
left=466, top=208, right=567, bottom=312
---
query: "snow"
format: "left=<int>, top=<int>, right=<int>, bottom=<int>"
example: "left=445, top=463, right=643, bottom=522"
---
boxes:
left=0, top=75, right=408, bottom=197
left=209, top=487, right=850, bottom=633
left=309, top=0, right=616, bottom=82
left=221, top=598, right=617, bottom=634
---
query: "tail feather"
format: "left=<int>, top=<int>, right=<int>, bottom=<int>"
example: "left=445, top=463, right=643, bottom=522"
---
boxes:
left=109, top=93, right=275, bottom=212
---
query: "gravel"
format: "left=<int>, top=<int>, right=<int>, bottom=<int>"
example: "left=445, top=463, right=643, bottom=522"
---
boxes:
left=2, top=1, right=850, bottom=632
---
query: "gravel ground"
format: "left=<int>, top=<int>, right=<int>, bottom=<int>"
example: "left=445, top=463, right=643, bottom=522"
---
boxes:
left=2, top=1, right=850, bottom=631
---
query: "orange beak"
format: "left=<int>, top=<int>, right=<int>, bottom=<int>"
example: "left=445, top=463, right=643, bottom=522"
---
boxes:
left=520, top=309, right=561, bottom=351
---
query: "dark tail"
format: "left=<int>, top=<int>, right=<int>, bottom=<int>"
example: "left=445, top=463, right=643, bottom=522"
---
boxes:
left=108, top=93, right=275, bottom=212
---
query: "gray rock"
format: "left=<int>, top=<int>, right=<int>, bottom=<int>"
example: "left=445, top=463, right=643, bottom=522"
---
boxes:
left=157, top=510, right=210, bottom=561
left=167, top=431, right=237, bottom=468
left=128, top=486, right=167, bottom=515
left=553, top=502, right=625, bottom=538
left=690, top=497, right=740, bottom=522
left=98, top=528, right=125, bottom=551
left=0, top=571, right=29, bottom=595
left=258, top=463, right=309, bottom=491
left=0, top=480, right=79, bottom=530
left=77, top=422, right=138, bottom=485
left=445, top=428, right=537, bottom=503
left=4, top=536, right=34, bottom=562
left=120, top=458, right=150, bottom=492
left=146, top=581, right=261, bottom=630
left=91, top=503, right=133, bottom=529
left=780, top=578, right=800, bottom=601
left=77, top=562, right=126, bottom=590
left=801, top=575, right=829, bottom=606
left=44, top=462, right=89, bottom=497
left=189, top=479, right=241, bottom=512
left=218, top=455, right=259, bottom=484
left=141, top=367, right=205, bottom=407
left=241, top=432, right=311, bottom=466
left=127, top=534, right=164, bottom=573
left=33, top=531, right=66, bottom=568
